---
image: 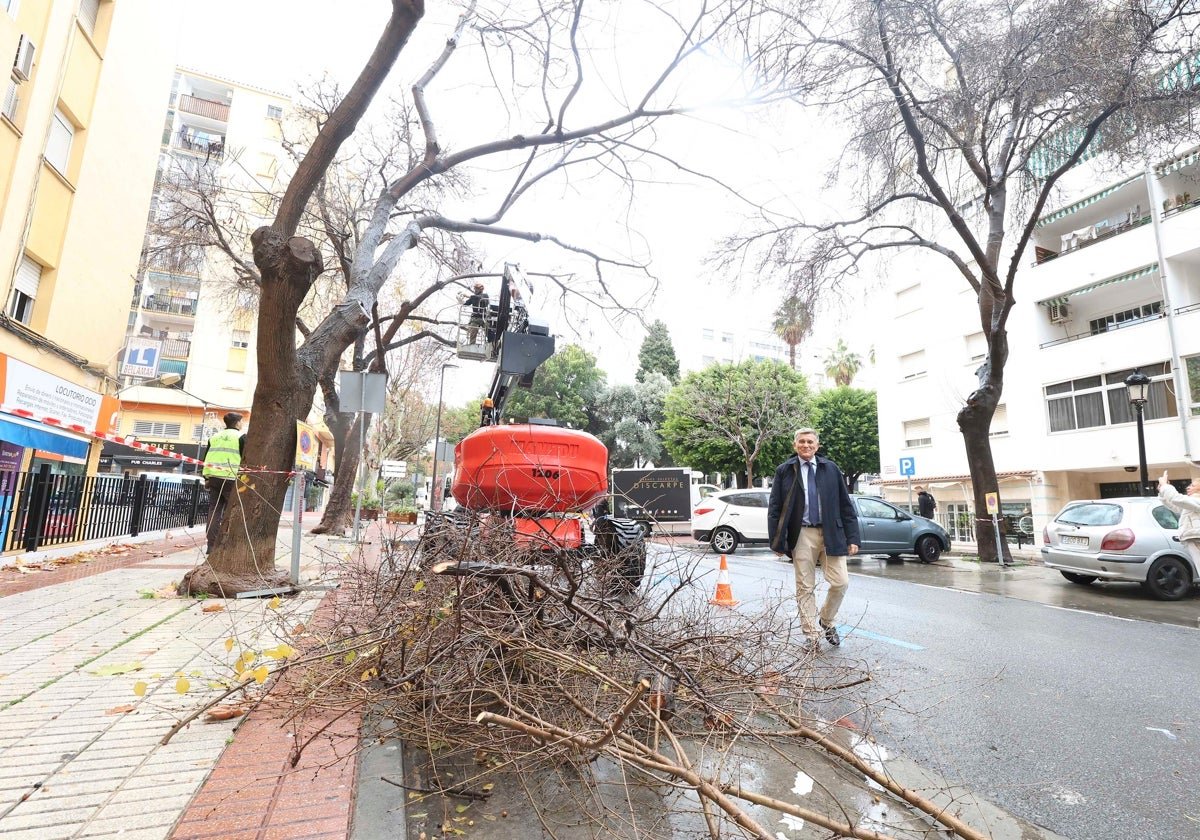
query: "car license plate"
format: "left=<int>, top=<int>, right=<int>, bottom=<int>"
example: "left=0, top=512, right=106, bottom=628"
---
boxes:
left=1060, top=535, right=1089, bottom=548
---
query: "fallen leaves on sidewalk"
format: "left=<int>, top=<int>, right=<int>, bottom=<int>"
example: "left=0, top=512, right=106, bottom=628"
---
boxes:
left=201, top=603, right=225, bottom=613
left=105, top=704, right=136, bottom=715
left=206, top=705, right=246, bottom=721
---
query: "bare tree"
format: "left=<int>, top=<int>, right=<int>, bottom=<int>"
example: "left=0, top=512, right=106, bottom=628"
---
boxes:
left=724, top=0, right=1200, bottom=561
left=175, top=0, right=759, bottom=595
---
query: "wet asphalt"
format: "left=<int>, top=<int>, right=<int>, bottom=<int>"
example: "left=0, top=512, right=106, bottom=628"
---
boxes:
left=681, top=544, right=1200, bottom=840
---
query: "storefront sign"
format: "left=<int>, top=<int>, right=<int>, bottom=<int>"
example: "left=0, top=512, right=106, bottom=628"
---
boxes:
left=120, top=338, right=163, bottom=379
left=0, top=442, right=24, bottom=493
left=2, top=356, right=102, bottom=429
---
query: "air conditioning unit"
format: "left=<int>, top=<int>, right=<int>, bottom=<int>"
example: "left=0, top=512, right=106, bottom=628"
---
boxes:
left=13, top=35, right=35, bottom=82
left=1047, top=301, right=1070, bottom=324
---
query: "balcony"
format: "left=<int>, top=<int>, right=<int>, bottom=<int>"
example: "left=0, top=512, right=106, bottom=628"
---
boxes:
left=178, top=94, right=230, bottom=122
left=171, top=129, right=225, bottom=162
left=141, top=296, right=197, bottom=317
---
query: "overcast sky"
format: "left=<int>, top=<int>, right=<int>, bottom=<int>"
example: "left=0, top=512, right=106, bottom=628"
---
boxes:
left=174, top=1, right=879, bottom=406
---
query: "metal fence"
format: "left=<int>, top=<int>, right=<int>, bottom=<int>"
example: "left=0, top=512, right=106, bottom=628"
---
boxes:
left=0, top=466, right=211, bottom=553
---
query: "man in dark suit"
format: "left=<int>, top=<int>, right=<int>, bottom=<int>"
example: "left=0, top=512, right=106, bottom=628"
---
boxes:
left=768, top=427, right=860, bottom=650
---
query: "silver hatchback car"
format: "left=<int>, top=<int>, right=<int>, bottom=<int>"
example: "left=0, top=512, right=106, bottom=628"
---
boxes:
left=1041, top=497, right=1197, bottom=600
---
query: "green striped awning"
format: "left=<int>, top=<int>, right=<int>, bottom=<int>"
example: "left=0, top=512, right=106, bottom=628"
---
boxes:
left=1039, top=263, right=1158, bottom=306
left=1154, top=146, right=1200, bottom=177
left=1035, top=174, right=1143, bottom=227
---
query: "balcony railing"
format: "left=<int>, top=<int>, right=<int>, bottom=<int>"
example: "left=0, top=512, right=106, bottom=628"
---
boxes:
left=141, top=297, right=197, bottom=317
left=1033, top=214, right=1152, bottom=265
left=1039, top=311, right=1163, bottom=349
left=178, top=94, right=230, bottom=122
left=172, top=132, right=225, bottom=162
left=161, top=338, right=191, bottom=358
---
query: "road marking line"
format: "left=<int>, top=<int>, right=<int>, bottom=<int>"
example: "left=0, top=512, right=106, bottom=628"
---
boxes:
left=839, top=625, right=925, bottom=651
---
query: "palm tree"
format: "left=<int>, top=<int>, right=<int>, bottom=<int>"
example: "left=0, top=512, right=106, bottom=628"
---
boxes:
left=772, top=295, right=813, bottom=369
left=823, top=339, right=862, bottom=386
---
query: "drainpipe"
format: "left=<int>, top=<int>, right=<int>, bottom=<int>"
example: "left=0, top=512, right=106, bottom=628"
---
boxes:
left=1145, top=165, right=1196, bottom=466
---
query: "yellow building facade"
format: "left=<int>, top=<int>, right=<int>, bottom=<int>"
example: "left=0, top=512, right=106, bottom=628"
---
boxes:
left=0, top=0, right=179, bottom=476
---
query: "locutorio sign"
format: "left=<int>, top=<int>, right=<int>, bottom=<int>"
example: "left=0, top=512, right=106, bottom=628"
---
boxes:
left=0, top=354, right=104, bottom=430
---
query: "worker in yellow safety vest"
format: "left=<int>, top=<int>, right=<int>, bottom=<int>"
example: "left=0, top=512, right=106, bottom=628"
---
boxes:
left=202, top=412, right=244, bottom=553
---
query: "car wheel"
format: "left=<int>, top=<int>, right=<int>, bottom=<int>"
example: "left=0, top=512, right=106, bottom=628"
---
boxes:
left=638, top=521, right=652, bottom=538
left=710, top=527, right=739, bottom=555
left=915, top=535, right=942, bottom=563
left=1060, top=571, right=1097, bottom=585
left=1143, top=556, right=1193, bottom=601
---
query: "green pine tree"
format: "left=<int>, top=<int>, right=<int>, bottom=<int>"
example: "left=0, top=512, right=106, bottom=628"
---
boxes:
left=636, top=320, right=680, bottom=384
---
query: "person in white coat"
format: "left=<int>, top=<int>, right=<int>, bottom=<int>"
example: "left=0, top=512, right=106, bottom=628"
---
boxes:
left=1158, top=470, right=1200, bottom=566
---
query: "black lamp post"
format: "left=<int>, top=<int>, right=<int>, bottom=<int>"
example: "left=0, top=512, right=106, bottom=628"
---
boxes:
left=1124, top=369, right=1151, bottom=496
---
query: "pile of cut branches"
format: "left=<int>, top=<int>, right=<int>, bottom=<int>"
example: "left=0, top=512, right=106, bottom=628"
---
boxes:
left=278, top=514, right=985, bottom=840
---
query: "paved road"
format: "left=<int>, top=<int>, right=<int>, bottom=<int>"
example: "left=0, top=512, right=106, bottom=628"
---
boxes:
left=657, top=545, right=1200, bottom=840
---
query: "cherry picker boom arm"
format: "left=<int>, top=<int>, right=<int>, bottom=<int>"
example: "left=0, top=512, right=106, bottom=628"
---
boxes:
left=479, top=266, right=555, bottom=425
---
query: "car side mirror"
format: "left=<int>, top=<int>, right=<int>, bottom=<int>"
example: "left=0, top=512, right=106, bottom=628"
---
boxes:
left=897, top=513, right=911, bottom=521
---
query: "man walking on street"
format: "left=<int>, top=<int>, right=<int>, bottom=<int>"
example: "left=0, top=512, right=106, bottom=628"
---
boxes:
left=202, top=412, right=244, bottom=554
left=916, top=485, right=937, bottom=519
left=768, top=428, right=860, bottom=650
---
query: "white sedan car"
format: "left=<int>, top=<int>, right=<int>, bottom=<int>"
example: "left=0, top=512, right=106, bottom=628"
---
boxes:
left=692, top=488, right=951, bottom=561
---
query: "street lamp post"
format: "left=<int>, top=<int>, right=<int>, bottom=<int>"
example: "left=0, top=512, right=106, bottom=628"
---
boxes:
left=1124, top=369, right=1152, bottom=496
left=429, top=363, right=458, bottom=512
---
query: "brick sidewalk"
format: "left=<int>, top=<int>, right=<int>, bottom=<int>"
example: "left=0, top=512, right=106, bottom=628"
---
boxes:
left=0, top=528, right=363, bottom=840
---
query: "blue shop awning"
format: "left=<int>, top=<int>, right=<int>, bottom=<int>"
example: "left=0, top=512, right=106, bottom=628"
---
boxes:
left=0, top=415, right=90, bottom=459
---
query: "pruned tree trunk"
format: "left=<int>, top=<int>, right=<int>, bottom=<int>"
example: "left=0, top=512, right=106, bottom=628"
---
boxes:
left=957, top=329, right=1011, bottom=565
left=181, top=232, right=326, bottom=595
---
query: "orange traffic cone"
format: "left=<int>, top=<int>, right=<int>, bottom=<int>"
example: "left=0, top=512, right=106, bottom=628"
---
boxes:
left=709, top=554, right=740, bottom=607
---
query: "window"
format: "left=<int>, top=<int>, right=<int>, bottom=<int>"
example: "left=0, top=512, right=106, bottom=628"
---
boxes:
left=1088, top=301, right=1162, bottom=335
left=903, top=418, right=931, bottom=448
left=965, top=332, right=986, bottom=363
left=45, top=108, right=74, bottom=175
left=3, top=0, right=19, bottom=17
left=78, top=0, right=100, bottom=36
left=1186, top=355, right=1200, bottom=416
left=857, top=498, right=899, bottom=519
left=895, top=283, right=921, bottom=314
left=266, top=104, right=283, bottom=119
left=702, top=355, right=715, bottom=365
left=8, top=255, right=40, bottom=324
left=702, top=328, right=714, bottom=341
left=900, top=349, right=926, bottom=380
left=1046, top=363, right=1175, bottom=432
left=990, top=404, right=1008, bottom=437
left=231, top=330, right=250, bottom=349
left=721, top=332, right=734, bottom=344
left=132, top=421, right=182, bottom=438
left=2, top=77, right=18, bottom=123
left=192, top=424, right=206, bottom=442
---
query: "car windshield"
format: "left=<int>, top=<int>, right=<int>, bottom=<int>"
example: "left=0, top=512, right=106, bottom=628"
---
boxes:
left=1056, top=503, right=1122, bottom=527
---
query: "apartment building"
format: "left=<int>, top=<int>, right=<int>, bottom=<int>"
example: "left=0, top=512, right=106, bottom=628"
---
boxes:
left=0, top=0, right=177, bottom=477
left=874, top=151, right=1200, bottom=542
left=110, top=68, right=291, bottom=473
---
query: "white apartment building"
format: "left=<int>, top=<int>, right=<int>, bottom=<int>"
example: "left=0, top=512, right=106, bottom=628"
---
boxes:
left=874, top=150, right=1200, bottom=543
left=111, top=68, right=289, bottom=469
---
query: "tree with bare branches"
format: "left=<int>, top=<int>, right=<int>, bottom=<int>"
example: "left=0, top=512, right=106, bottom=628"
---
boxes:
left=174, top=0, right=757, bottom=594
left=724, top=0, right=1200, bottom=561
